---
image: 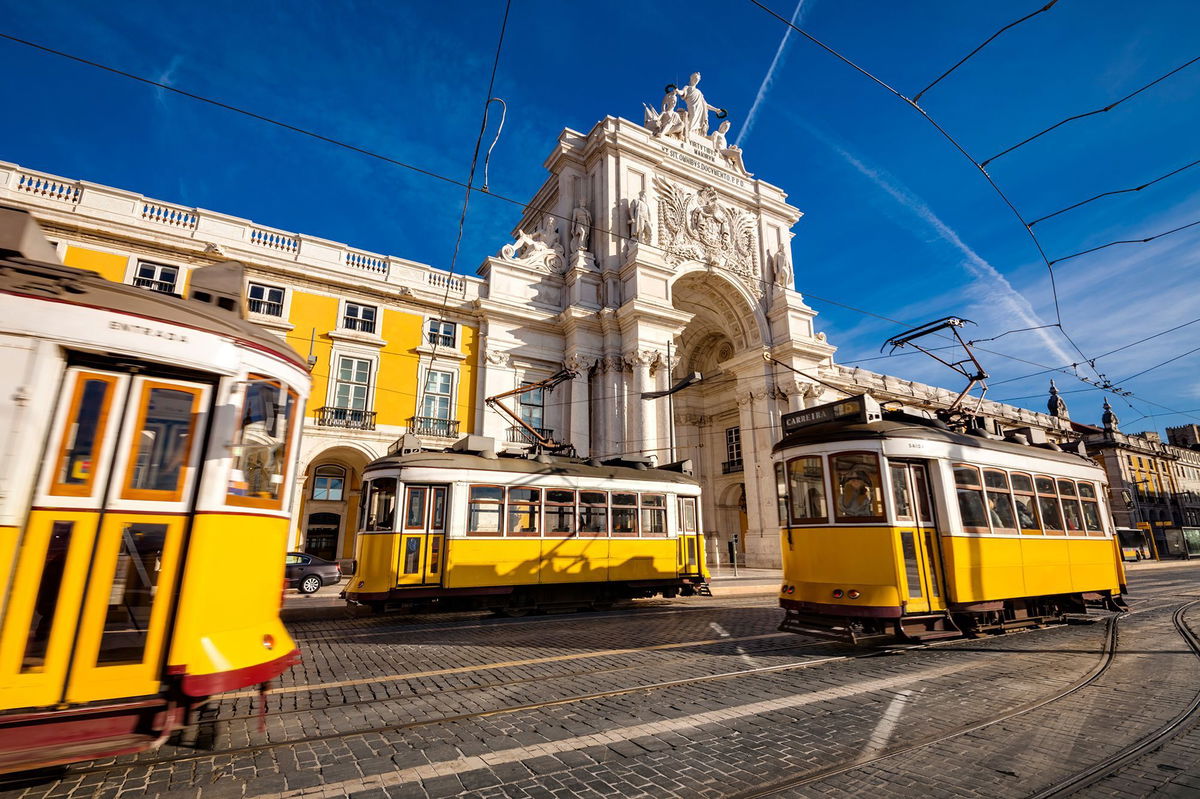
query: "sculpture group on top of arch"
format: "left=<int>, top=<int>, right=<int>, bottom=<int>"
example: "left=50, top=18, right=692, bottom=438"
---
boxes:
left=643, top=72, right=748, bottom=175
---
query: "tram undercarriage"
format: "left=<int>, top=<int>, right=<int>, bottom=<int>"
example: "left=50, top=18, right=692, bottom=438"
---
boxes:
left=348, top=578, right=711, bottom=616
left=779, top=591, right=1128, bottom=646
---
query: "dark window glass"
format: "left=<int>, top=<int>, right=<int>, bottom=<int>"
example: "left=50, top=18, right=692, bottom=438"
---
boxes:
left=97, top=523, right=167, bottom=665
left=428, top=537, right=441, bottom=574
left=579, top=491, right=607, bottom=535
left=678, top=497, right=698, bottom=533
left=891, top=465, right=913, bottom=520
left=21, top=522, right=73, bottom=672
left=1078, top=482, right=1097, bottom=499
left=467, top=485, right=503, bottom=535
left=546, top=490, right=575, bottom=536
left=130, top=388, right=195, bottom=493
left=1062, top=497, right=1085, bottom=534
left=507, top=487, right=541, bottom=536
left=954, top=466, right=988, bottom=530
left=430, top=487, right=447, bottom=531
left=406, top=487, right=427, bottom=529
left=640, top=494, right=667, bottom=537
left=57, top=379, right=110, bottom=488
left=1038, top=496, right=1065, bottom=532
left=402, top=537, right=420, bottom=574
left=1082, top=500, right=1103, bottom=532
left=1035, top=476, right=1056, bottom=494
left=1014, top=493, right=1041, bottom=532
left=1057, top=480, right=1077, bottom=497
left=228, top=379, right=296, bottom=504
left=1011, top=473, right=1034, bottom=493
left=900, top=531, right=922, bottom=598
left=612, top=493, right=637, bottom=535
left=832, top=453, right=884, bottom=522
left=774, top=463, right=788, bottom=525
left=364, top=478, right=396, bottom=531
left=788, top=456, right=827, bottom=523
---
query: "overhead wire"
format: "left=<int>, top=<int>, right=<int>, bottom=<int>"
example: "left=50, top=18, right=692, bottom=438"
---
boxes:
left=981, top=54, right=1200, bottom=167
left=1029, top=156, right=1200, bottom=227
left=5, top=23, right=1197, bottom=425
left=1047, top=217, right=1200, bottom=266
left=912, top=0, right=1061, bottom=104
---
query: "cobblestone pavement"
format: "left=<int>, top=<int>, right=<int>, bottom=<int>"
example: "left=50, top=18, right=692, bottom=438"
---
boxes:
left=3, top=563, right=1200, bottom=799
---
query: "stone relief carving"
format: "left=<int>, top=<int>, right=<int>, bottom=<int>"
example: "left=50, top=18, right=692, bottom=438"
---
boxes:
left=500, top=214, right=564, bottom=273
left=564, top=353, right=598, bottom=373
left=735, top=387, right=769, bottom=408
left=484, top=349, right=512, bottom=367
left=654, top=176, right=760, bottom=296
left=623, top=349, right=665, bottom=371
left=570, top=205, right=591, bottom=252
left=628, top=190, right=653, bottom=244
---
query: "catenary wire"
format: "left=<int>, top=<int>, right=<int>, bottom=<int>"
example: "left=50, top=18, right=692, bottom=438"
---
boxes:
left=4, top=25, right=1189, bottom=421
left=1047, top=217, right=1200, bottom=266
left=912, top=0, right=1061, bottom=104
left=744, top=0, right=1099, bottom=380
left=1029, top=156, right=1200, bottom=227
left=982, top=54, right=1200, bottom=167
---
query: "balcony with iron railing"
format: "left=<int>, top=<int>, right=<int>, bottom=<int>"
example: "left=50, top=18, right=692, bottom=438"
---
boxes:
left=248, top=298, right=284, bottom=317
left=408, top=416, right=459, bottom=438
left=507, top=425, right=553, bottom=445
left=314, top=407, right=377, bottom=430
left=133, top=276, right=177, bottom=294
left=341, top=316, right=376, bottom=334
left=722, top=458, right=744, bottom=474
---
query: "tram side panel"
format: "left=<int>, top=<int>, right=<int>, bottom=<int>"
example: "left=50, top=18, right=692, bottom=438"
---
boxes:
left=784, top=526, right=905, bottom=612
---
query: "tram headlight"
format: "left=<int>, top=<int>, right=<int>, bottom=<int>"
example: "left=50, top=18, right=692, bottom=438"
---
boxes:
left=847, top=590, right=861, bottom=600
left=832, top=589, right=844, bottom=599
left=263, top=634, right=275, bottom=651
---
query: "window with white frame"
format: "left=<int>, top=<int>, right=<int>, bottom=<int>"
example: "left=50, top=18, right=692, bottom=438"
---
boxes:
left=342, top=302, right=377, bottom=334
left=133, top=261, right=179, bottom=294
left=312, top=464, right=346, bottom=501
left=333, top=356, right=372, bottom=410
left=421, top=370, right=454, bottom=420
left=426, top=319, right=456, bottom=347
left=726, top=426, right=742, bottom=464
left=519, top=382, right=545, bottom=431
left=248, top=282, right=285, bottom=317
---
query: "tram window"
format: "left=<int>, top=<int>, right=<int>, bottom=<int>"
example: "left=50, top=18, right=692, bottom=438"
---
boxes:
left=546, top=489, right=576, bottom=536
left=227, top=378, right=298, bottom=508
left=125, top=384, right=200, bottom=501
left=953, top=465, right=990, bottom=532
left=405, top=487, right=427, bottom=529
left=1011, top=473, right=1042, bottom=534
left=612, top=492, right=638, bottom=536
left=1036, top=476, right=1065, bottom=533
left=507, top=487, right=541, bottom=536
left=402, top=537, right=421, bottom=574
left=983, top=470, right=1018, bottom=534
left=678, top=497, right=698, bottom=533
left=579, top=491, right=608, bottom=536
left=774, top=463, right=788, bottom=526
left=788, top=456, right=828, bottom=524
left=51, top=374, right=117, bottom=496
left=641, top=494, right=667, bottom=537
left=97, top=523, right=167, bottom=665
left=428, top=537, right=441, bottom=574
left=21, top=522, right=73, bottom=672
left=467, top=485, right=504, bottom=536
left=890, top=465, right=913, bottom=521
left=1058, top=481, right=1085, bottom=535
left=430, top=487, right=447, bottom=531
left=364, top=478, right=397, bottom=531
left=1080, top=492, right=1104, bottom=534
left=831, top=453, right=883, bottom=523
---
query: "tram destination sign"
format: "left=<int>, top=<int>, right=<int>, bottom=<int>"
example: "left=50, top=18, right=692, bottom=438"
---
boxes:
left=781, top=394, right=882, bottom=435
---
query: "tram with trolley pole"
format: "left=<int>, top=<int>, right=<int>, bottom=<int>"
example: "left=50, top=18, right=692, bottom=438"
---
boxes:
left=773, top=392, right=1128, bottom=645
left=0, top=207, right=310, bottom=772
left=344, top=372, right=710, bottom=615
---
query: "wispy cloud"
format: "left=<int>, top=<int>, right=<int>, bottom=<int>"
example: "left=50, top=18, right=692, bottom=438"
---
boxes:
left=806, top=127, right=1075, bottom=367
left=153, top=55, right=183, bottom=106
left=736, top=0, right=809, bottom=148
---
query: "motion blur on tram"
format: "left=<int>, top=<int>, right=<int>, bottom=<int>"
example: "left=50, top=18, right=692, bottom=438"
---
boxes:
left=0, top=207, right=310, bottom=773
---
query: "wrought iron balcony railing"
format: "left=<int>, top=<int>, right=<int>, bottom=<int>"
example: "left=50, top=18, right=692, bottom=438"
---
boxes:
left=132, top=276, right=177, bottom=294
left=507, top=426, right=553, bottom=445
left=341, top=316, right=376, bottom=334
left=315, top=406, right=377, bottom=430
left=248, top=298, right=284, bottom=317
left=409, top=416, right=459, bottom=438
left=722, top=458, right=744, bottom=474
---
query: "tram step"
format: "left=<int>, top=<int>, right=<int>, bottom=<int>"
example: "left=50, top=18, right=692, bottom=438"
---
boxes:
left=697, top=583, right=713, bottom=597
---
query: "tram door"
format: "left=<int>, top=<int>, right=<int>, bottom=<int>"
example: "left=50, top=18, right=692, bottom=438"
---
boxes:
left=396, top=485, right=447, bottom=586
left=0, top=366, right=211, bottom=710
left=890, top=462, right=945, bottom=615
left=676, top=497, right=702, bottom=576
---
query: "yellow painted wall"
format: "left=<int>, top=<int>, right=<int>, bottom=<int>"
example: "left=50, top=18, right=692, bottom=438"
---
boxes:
left=62, top=246, right=127, bottom=282
left=459, top=324, right=478, bottom=435
left=283, top=291, right=338, bottom=417
left=378, top=308, right=423, bottom=427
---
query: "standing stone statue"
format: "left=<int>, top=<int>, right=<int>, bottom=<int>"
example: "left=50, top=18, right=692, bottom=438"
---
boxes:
left=708, top=120, right=748, bottom=173
left=571, top=205, right=592, bottom=251
left=772, top=249, right=793, bottom=288
left=628, top=189, right=653, bottom=244
left=676, top=72, right=722, bottom=138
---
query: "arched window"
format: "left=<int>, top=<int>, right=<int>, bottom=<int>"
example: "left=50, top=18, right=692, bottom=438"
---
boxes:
left=312, top=464, right=346, bottom=501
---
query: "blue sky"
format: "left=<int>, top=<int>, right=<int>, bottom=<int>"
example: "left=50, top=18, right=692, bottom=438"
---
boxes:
left=1, top=0, right=1198, bottom=434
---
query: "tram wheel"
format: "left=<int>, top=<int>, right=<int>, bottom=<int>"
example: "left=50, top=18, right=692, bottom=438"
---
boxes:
left=499, top=606, right=531, bottom=618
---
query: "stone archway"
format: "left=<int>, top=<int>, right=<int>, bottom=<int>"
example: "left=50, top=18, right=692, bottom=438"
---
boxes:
left=297, top=444, right=375, bottom=565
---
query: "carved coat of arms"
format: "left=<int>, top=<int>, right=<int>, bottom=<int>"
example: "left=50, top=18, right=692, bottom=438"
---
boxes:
left=654, top=176, right=760, bottom=297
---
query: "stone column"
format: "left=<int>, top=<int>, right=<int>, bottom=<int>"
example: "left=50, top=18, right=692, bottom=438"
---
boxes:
left=736, top=384, right=782, bottom=568
left=480, top=348, right=515, bottom=443
left=564, top=354, right=595, bottom=456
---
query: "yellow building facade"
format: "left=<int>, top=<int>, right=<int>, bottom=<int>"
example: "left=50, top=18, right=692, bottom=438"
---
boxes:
left=3, top=160, right=482, bottom=564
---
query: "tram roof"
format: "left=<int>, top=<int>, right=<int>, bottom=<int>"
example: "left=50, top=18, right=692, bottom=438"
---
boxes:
left=773, top=414, right=1095, bottom=468
left=0, top=208, right=304, bottom=370
left=364, top=450, right=702, bottom=485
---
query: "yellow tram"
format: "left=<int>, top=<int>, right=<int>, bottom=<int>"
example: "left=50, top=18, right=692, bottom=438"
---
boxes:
left=345, top=441, right=709, bottom=614
left=0, top=208, right=310, bottom=772
left=774, top=394, right=1127, bottom=644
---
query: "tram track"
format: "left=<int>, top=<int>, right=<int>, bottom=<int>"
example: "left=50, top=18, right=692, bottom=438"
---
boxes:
left=1027, top=599, right=1200, bottom=798
left=730, top=615, right=1122, bottom=799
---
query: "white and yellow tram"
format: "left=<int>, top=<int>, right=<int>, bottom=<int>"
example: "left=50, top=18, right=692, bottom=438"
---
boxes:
left=345, top=444, right=709, bottom=614
left=0, top=207, right=310, bottom=771
left=774, top=394, right=1127, bottom=644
